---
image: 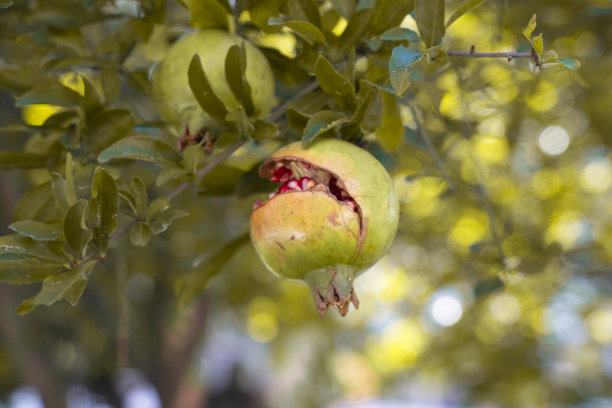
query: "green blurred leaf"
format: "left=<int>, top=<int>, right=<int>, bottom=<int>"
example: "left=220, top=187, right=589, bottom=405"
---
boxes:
left=130, top=223, right=151, bottom=247
left=88, top=167, right=118, bottom=256
left=188, top=54, right=229, bottom=125
left=349, top=80, right=375, bottom=126
left=182, top=144, right=205, bottom=175
left=445, top=0, right=489, bottom=28
left=381, top=27, right=420, bottom=41
left=287, top=106, right=311, bottom=134
left=16, top=83, right=82, bottom=108
left=337, top=8, right=374, bottom=54
left=16, top=260, right=97, bottom=315
left=474, top=277, right=505, bottom=299
left=64, top=200, right=92, bottom=257
left=225, top=43, right=255, bottom=116
left=98, top=136, right=182, bottom=167
left=0, top=235, right=67, bottom=263
left=82, top=77, right=103, bottom=117
left=415, top=0, right=445, bottom=47
left=101, top=68, right=121, bottom=104
left=0, top=151, right=47, bottom=170
left=9, top=221, right=61, bottom=242
left=12, top=182, right=56, bottom=222
left=149, top=204, right=188, bottom=235
left=330, top=0, right=354, bottom=19
left=542, top=57, right=581, bottom=70
left=51, top=173, right=70, bottom=215
left=389, top=46, right=423, bottom=96
left=0, top=259, right=67, bottom=285
left=183, top=0, right=229, bottom=30
left=0, top=0, right=14, bottom=9
left=86, top=109, right=134, bottom=155
left=376, top=90, right=403, bottom=152
left=129, top=177, right=148, bottom=216
left=252, top=120, right=277, bottom=141
left=315, top=55, right=356, bottom=110
left=295, top=0, right=321, bottom=26
left=302, top=110, right=347, bottom=148
left=226, top=107, right=255, bottom=138
left=179, top=233, right=249, bottom=307
left=269, top=19, right=326, bottom=46
left=65, top=153, right=77, bottom=206
left=156, top=165, right=186, bottom=187
left=370, top=0, right=415, bottom=35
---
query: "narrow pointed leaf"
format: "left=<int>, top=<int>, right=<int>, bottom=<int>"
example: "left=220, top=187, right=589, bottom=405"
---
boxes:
left=188, top=54, right=229, bottom=125
left=415, top=0, right=445, bottom=47
left=315, top=55, right=356, bottom=109
left=0, top=235, right=68, bottom=263
left=98, top=136, right=182, bottom=167
left=0, top=260, right=66, bottom=285
left=65, top=153, right=77, bottom=206
left=82, top=77, right=103, bottom=116
left=89, top=167, right=118, bottom=255
left=9, top=221, right=61, bottom=241
left=225, top=43, right=255, bottom=116
left=51, top=173, right=69, bottom=214
left=522, top=14, right=537, bottom=42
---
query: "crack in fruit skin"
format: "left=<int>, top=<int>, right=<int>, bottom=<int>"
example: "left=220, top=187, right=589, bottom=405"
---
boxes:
left=250, top=139, right=399, bottom=317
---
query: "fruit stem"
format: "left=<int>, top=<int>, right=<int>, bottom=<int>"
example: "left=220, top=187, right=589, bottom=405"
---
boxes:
left=305, top=266, right=359, bottom=317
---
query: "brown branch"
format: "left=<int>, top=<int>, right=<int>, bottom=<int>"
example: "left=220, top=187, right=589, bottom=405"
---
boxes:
left=448, top=46, right=541, bottom=67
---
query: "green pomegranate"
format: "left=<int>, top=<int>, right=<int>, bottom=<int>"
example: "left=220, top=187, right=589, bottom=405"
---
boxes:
left=250, top=139, right=399, bottom=316
left=153, top=29, right=275, bottom=135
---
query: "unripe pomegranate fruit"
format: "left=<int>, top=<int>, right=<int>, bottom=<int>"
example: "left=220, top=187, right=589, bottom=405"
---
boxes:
left=250, top=139, right=399, bottom=316
left=152, top=29, right=275, bottom=135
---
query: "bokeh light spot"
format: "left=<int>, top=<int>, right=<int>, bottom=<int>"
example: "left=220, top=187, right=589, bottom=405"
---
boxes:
left=473, top=134, right=509, bottom=164
left=581, top=158, right=612, bottom=194
left=366, top=319, right=426, bottom=374
left=538, top=125, right=570, bottom=156
left=489, top=293, right=521, bottom=325
left=431, top=295, right=463, bottom=326
left=528, top=82, right=558, bottom=112
left=586, top=308, right=612, bottom=344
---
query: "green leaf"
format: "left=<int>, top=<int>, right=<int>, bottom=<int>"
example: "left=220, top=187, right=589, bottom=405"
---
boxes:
left=315, top=55, right=356, bottom=110
left=82, top=77, right=103, bottom=117
left=9, top=221, right=61, bottom=242
left=349, top=81, right=376, bottom=126
left=531, top=33, right=543, bottom=61
left=65, top=153, right=77, bottom=206
left=445, top=0, right=489, bottom=28
left=182, top=144, right=205, bottom=175
left=225, top=107, right=255, bottom=138
left=88, top=167, right=118, bottom=256
left=474, top=277, right=504, bottom=299
left=188, top=54, right=230, bottom=125
left=156, top=166, right=186, bottom=187
left=389, top=46, right=423, bottom=96
left=0, top=235, right=67, bottom=263
left=381, top=27, right=420, bottom=41
left=225, top=43, right=255, bottom=116
left=330, top=0, right=354, bottom=19
left=269, top=19, right=326, bottom=46
left=101, top=68, right=121, bottom=104
left=129, top=177, right=148, bottom=216
left=12, top=182, right=56, bottom=222
left=376, top=90, right=403, bottom=152
left=64, top=200, right=92, bottom=257
left=370, top=0, right=415, bottom=35
left=16, top=260, right=97, bottom=315
left=149, top=206, right=188, bottom=235
left=0, top=259, right=67, bottom=285
left=522, top=14, right=537, bottom=43
left=302, top=111, right=348, bottom=148
left=16, top=83, right=82, bottom=108
left=178, top=233, right=249, bottom=307
left=183, top=0, right=229, bottom=30
left=415, top=0, right=445, bottom=48
left=86, top=109, right=134, bottom=155
left=542, top=57, right=581, bottom=70
left=252, top=120, right=277, bottom=141
left=130, top=223, right=151, bottom=247
left=51, top=173, right=69, bottom=215
left=295, top=0, right=321, bottom=27
left=287, top=107, right=312, bottom=134
left=0, top=151, right=47, bottom=170
left=98, top=135, right=182, bottom=167
left=337, top=8, right=375, bottom=54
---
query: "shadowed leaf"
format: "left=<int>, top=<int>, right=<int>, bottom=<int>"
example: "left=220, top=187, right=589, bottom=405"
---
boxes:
left=98, top=136, right=182, bottom=167
left=188, top=54, right=230, bottom=125
left=415, top=0, right=445, bottom=47
left=302, top=110, right=347, bottom=148
left=64, top=200, right=92, bottom=257
left=182, top=0, right=228, bottom=30
left=225, top=44, right=255, bottom=116
left=315, top=55, right=356, bottom=110
left=269, top=18, right=326, bottom=45
left=16, top=83, right=82, bottom=108
left=88, top=168, right=118, bottom=256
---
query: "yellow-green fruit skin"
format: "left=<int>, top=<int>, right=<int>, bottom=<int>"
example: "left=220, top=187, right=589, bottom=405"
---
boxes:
left=250, top=139, right=400, bottom=283
left=152, top=29, right=275, bottom=135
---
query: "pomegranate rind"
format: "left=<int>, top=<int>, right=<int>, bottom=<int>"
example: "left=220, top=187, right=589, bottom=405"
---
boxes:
left=250, top=190, right=361, bottom=281
left=259, top=139, right=399, bottom=273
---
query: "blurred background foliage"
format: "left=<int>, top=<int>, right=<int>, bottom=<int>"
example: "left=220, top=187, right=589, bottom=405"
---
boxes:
left=0, top=0, right=611, bottom=407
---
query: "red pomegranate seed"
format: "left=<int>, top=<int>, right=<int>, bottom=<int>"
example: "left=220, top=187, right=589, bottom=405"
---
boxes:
left=300, top=177, right=315, bottom=190
left=279, top=184, right=291, bottom=193
left=287, top=179, right=299, bottom=190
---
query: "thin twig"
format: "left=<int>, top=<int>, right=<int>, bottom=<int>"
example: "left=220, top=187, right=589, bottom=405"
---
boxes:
left=448, top=46, right=541, bottom=67
left=406, top=103, right=457, bottom=193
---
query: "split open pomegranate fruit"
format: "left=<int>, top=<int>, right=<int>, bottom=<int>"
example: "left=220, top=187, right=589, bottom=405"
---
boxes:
left=250, top=139, right=399, bottom=317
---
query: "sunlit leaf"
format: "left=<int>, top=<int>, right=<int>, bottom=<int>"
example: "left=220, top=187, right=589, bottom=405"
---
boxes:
left=9, top=221, right=61, bottom=242
left=522, top=14, right=537, bottom=42
left=302, top=110, right=347, bottom=148
left=225, top=43, right=255, bottom=116
left=542, top=57, right=581, bottom=70
left=531, top=33, right=543, bottom=61
left=445, top=0, right=489, bottom=28
left=188, top=54, right=229, bottom=125
left=414, top=0, right=445, bottom=47
left=178, top=233, right=249, bottom=307
left=98, top=136, right=182, bottom=167
left=269, top=18, right=326, bottom=46
left=315, top=55, right=356, bottom=110
left=376, top=90, right=403, bottom=152
left=389, top=46, right=423, bottom=96
left=16, top=260, right=97, bottom=315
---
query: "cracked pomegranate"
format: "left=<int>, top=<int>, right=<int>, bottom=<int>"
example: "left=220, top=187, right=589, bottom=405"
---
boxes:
left=250, top=139, right=399, bottom=317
